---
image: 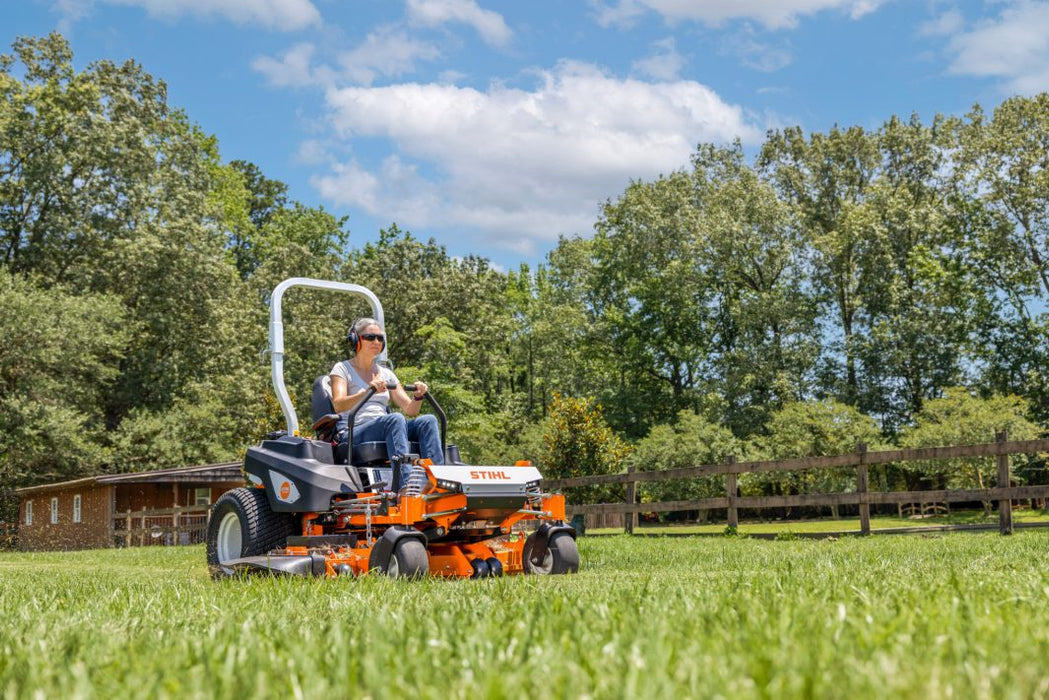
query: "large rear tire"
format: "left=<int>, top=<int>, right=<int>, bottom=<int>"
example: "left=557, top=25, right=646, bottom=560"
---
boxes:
left=523, top=531, right=579, bottom=575
left=206, top=488, right=296, bottom=579
left=385, top=538, right=429, bottom=579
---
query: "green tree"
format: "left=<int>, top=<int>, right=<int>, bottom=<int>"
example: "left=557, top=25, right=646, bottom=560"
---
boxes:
left=748, top=400, right=883, bottom=517
left=959, top=95, right=1049, bottom=299
left=953, top=95, right=1049, bottom=421
left=590, top=170, right=715, bottom=434
left=0, top=33, right=255, bottom=427
left=854, top=114, right=981, bottom=430
left=0, top=269, right=129, bottom=486
left=901, top=388, right=1042, bottom=509
left=537, top=393, right=631, bottom=504
left=505, top=248, right=599, bottom=419
left=226, top=159, right=289, bottom=278
left=758, top=125, right=880, bottom=406
left=628, top=410, right=739, bottom=519
left=692, top=142, right=819, bottom=434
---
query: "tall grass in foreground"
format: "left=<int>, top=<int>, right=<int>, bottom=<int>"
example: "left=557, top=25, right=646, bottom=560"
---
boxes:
left=1, top=534, right=1048, bottom=699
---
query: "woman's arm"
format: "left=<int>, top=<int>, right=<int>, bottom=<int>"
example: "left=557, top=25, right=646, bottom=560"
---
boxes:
left=330, top=374, right=372, bottom=413
left=391, top=380, right=428, bottom=416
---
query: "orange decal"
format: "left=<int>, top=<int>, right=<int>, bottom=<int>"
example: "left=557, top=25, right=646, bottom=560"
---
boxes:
left=468, top=470, right=512, bottom=480
left=280, top=481, right=291, bottom=499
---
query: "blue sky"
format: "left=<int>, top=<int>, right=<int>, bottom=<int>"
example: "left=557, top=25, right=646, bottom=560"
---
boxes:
left=5, top=0, right=1049, bottom=270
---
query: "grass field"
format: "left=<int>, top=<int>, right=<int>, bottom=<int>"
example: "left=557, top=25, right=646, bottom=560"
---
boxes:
left=589, top=508, right=1049, bottom=536
left=2, top=533, right=1049, bottom=699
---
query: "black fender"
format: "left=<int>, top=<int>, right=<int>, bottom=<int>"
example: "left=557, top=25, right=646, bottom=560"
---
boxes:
left=527, top=521, right=577, bottom=568
left=368, top=526, right=427, bottom=574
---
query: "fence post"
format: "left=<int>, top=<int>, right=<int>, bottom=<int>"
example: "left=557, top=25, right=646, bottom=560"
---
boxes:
left=125, top=510, right=132, bottom=548
left=997, top=430, right=1013, bottom=535
left=725, top=455, right=738, bottom=530
left=857, top=443, right=870, bottom=536
left=173, top=504, right=181, bottom=545
left=624, top=466, right=637, bottom=535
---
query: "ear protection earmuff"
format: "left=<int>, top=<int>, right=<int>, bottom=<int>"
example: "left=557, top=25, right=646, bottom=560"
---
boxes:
left=346, top=320, right=386, bottom=352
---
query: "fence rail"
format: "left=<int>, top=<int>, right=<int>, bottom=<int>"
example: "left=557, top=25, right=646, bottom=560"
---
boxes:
left=546, top=432, right=1049, bottom=535
left=110, top=505, right=212, bottom=547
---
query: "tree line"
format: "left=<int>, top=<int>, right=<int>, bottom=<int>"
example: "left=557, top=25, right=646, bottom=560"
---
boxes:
left=2, top=34, right=1047, bottom=515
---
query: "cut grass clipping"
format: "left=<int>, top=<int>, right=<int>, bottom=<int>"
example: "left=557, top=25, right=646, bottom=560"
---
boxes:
left=2, top=533, right=1049, bottom=699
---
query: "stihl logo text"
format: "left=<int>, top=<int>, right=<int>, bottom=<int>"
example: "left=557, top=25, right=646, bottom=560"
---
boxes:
left=469, top=470, right=511, bottom=480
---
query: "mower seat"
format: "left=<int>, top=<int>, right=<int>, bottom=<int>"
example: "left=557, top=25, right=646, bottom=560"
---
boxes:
left=353, top=442, right=388, bottom=465
left=309, top=375, right=419, bottom=467
left=352, top=441, right=422, bottom=466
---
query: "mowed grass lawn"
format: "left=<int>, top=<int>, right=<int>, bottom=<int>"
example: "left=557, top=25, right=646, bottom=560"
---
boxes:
left=590, top=508, right=1049, bottom=536
left=2, top=533, right=1049, bottom=699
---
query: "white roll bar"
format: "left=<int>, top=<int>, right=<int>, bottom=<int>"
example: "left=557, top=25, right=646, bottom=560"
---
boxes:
left=269, top=277, right=386, bottom=435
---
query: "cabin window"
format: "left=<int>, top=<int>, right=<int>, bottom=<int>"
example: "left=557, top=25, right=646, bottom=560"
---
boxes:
left=25, top=501, right=32, bottom=526
left=50, top=497, right=58, bottom=525
left=73, top=494, right=82, bottom=523
left=194, top=488, right=211, bottom=506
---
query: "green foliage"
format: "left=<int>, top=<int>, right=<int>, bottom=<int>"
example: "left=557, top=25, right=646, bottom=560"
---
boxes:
left=538, top=393, right=631, bottom=503
left=758, top=400, right=882, bottom=459
left=628, top=410, right=738, bottom=505
left=900, top=388, right=1042, bottom=490
left=108, top=390, right=240, bottom=473
left=745, top=400, right=883, bottom=506
left=450, top=405, right=543, bottom=467
left=0, top=270, right=128, bottom=485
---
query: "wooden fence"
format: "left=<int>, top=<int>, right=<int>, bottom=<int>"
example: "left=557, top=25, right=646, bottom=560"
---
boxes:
left=546, top=432, right=1049, bottom=536
left=111, top=505, right=212, bottom=548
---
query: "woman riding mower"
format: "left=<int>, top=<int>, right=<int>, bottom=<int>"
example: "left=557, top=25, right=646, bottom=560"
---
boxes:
left=329, top=318, right=443, bottom=480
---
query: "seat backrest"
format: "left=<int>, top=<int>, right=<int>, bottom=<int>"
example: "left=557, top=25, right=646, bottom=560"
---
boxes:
left=311, top=375, right=335, bottom=424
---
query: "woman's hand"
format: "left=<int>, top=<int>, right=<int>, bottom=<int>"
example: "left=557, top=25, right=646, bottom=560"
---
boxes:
left=391, top=379, right=426, bottom=415
left=368, top=377, right=388, bottom=393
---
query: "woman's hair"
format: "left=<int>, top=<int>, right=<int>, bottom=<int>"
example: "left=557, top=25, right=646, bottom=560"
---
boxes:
left=352, top=317, right=382, bottom=336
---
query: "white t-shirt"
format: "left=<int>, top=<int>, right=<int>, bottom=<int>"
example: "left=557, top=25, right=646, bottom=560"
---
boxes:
left=330, top=360, right=400, bottom=427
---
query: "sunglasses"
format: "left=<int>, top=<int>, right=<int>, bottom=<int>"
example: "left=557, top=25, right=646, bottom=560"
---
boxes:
left=360, top=333, right=385, bottom=343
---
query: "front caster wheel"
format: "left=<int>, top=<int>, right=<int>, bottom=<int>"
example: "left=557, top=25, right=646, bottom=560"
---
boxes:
left=523, top=531, right=579, bottom=575
left=385, top=538, right=429, bottom=579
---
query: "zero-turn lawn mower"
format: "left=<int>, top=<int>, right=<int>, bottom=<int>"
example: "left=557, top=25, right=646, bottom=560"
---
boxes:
left=205, top=277, right=578, bottom=579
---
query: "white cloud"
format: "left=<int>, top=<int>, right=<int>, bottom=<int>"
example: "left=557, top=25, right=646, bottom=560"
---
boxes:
left=595, top=0, right=888, bottom=30
left=254, top=27, right=441, bottom=88
left=104, top=0, right=320, bottom=30
left=52, top=0, right=95, bottom=33
left=632, top=37, right=686, bottom=80
left=723, top=31, right=794, bottom=72
left=406, top=0, right=512, bottom=47
left=337, top=25, right=442, bottom=85
left=313, top=61, right=760, bottom=253
left=919, top=9, right=964, bottom=37
left=253, top=43, right=333, bottom=87
left=591, top=0, right=647, bottom=28
left=946, top=1, right=1049, bottom=93
left=294, top=139, right=330, bottom=165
